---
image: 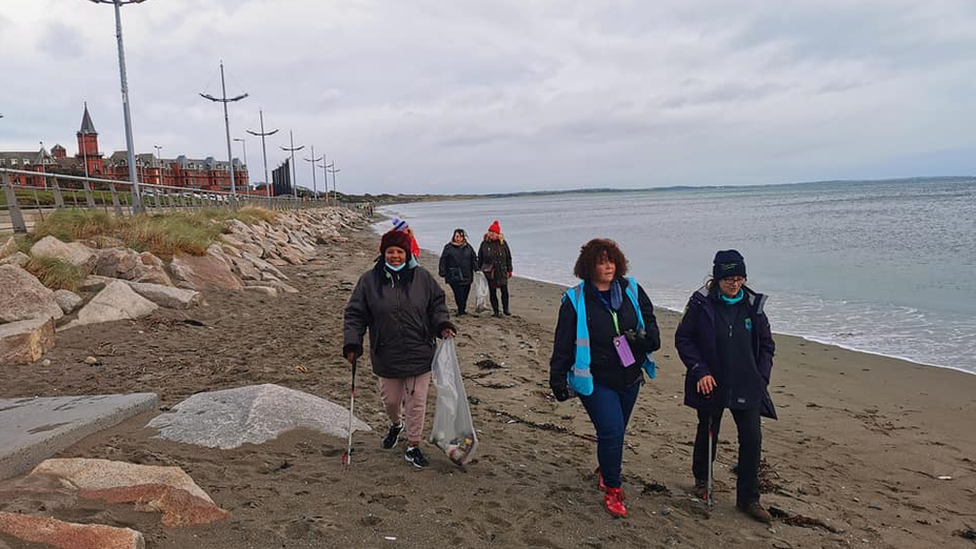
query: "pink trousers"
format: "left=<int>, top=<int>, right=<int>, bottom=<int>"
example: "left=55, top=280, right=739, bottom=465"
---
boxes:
left=379, top=372, right=432, bottom=444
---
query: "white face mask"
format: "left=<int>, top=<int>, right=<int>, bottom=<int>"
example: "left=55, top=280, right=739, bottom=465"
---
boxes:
left=385, top=261, right=406, bottom=272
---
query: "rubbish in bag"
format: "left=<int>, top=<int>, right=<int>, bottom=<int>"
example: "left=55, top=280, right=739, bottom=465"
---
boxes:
left=430, top=339, right=479, bottom=465
left=472, top=271, right=490, bottom=313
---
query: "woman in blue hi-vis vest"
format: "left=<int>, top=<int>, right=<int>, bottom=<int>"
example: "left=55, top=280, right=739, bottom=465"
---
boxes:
left=549, top=238, right=660, bottom=518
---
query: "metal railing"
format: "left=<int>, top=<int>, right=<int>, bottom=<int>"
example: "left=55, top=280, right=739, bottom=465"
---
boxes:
left=0, top=167, right=336, bottom=234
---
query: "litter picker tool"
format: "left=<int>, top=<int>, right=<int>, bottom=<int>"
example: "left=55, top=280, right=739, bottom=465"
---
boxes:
left=705, top=415, right=714, bottom=512
left=341, top=358, right=358, bottom=466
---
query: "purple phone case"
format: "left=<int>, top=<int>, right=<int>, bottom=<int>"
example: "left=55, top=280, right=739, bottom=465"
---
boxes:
left=613, top=335, right=637, bottom=367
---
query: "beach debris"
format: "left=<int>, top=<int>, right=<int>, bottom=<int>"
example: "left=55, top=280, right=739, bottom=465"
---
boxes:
left=295, top=364, right=309, bottom=373
left=640, top=480, right=671, bottom=495
left=0, top=511, right=146, bottom=549
left=488, top=408, right=596, bottom=442
left=954, top=525, right=976, bottom=541
left=146, top=383, right=370, bottom=449
left=475, top=358, right=504, bottom=370
left=768, top=506, right=844, bottom=533
left=937, top=475, right=953, bottom=480
left=83, top=355, right=100, bottom=365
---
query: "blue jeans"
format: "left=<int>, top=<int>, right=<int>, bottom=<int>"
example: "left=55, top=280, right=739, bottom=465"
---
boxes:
left=579, top=380, right=641, bottom=488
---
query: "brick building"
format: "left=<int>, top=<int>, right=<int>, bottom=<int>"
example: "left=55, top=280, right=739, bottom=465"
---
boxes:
left=0, top=104, right=253, bottom=193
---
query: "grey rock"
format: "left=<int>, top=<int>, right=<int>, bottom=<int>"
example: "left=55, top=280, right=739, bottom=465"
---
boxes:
left=0, top=237, right=18, bottom=260
left=78, top=275, right=112, bottom=292
left=244, top=285, right=278, bottom=298
left=125, top=281, right=201, bottom=309
left=0, top=392, right=158, bottom=480
left=0, top=316, right=56, bottom=365
left=0, top=251, right=29, bottom=267
left=262, top=279, right=299, bottom=294
left=0, top=265, right=63, bottom=323
left=53, top=289, right=83, bottom=314
left=169, top=252, right=244, bottom=291
left=146, top=383, right=370, bottom=449
left=29, top=236, right=97, bottom=276
left=94, top=248, right=173, bottom=286
left=64, top=281, right=158, bottom=329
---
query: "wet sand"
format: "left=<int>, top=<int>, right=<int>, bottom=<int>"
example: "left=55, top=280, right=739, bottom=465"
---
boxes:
left=1, top=227, right=974, bottom=549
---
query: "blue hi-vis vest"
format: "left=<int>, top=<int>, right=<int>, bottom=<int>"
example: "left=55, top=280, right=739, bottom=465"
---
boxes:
left=564, top=277, right=657, bottom=396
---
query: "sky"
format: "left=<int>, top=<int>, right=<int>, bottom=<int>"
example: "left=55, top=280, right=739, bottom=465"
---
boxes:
left=1, top=0, right=974, bottom=194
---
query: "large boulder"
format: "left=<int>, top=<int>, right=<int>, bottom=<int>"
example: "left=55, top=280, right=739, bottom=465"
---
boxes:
left=53, top=289, right=83, bottom=314
left=0, top=237, right=17, bottom=260
left=29, top=236, right=97, bottom=276
left=169, top=252, right=244, bottom=291
left=94, top=248, right=173, bottom=286
left=125, top=281, right=201, bottom=309
left=0, top=512, right=145, bottom=549
left=0, top=251, right=29, bottom=267
left=65, top=280, right=158, bottom=329
left=0, top=316, right=56, bottom=365
left=230, top=255, right=262, bottom=281
left=0, top=265, right=64, bottom=323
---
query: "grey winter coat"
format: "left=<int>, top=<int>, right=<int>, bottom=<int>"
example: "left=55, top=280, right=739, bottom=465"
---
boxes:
left=343, top=260, right=456, bottom=378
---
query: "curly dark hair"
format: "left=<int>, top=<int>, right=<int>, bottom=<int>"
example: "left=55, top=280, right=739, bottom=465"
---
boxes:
left=573, top=238, right=628, bottom=281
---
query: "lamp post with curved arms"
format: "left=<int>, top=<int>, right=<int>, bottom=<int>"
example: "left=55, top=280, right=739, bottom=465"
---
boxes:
left=328, top=162, right=340, bottom=204
left=153, top=144, right=162, bottom=185
left=246, top=110, right=279, bottom=203
left=303, top=145, right=324, bottom=199
left=85, top=0, right=149, bottom=213
left=200, top=61, right=248, bottom=198
left=280, top=131, right=304, bottom=199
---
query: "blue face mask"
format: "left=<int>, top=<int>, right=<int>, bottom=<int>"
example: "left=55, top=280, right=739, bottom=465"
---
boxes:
left=385, top=261, right=406, bottom=272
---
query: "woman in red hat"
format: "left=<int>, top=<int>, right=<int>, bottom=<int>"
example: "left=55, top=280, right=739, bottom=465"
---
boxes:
left=477, top=220, right=514, bottom=317
left=343, top=230, right=457, bottom=468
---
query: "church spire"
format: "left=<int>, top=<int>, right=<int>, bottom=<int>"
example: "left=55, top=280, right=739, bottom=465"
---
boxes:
left=79, top=102, right=97, bottom=136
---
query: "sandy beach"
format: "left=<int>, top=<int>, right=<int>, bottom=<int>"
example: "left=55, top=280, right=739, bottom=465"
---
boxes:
left=2, top=225, right=975, bottom=549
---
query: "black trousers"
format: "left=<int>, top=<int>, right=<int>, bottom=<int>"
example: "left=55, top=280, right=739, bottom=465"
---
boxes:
left=449, top=282, right=471, bottom=314
left=488, top=284, right=510, bottom=314
left=692, top=407, right=762, bottom=506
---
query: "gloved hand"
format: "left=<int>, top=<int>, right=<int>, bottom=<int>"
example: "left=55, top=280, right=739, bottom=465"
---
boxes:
left=623, top=329, right=653, bottom=354
left=550, top=382, right=572, bottom=402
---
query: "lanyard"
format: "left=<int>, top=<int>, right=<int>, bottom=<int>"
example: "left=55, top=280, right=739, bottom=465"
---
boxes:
left=610, top=311, right=620, bottom=335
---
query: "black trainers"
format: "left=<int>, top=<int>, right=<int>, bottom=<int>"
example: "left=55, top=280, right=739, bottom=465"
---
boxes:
left=381, top=422, right=404, bottom=450
left=404, top=446, right=429, bottom=468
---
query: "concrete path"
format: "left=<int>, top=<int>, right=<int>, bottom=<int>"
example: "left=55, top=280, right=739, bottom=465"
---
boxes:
left=0, top=393, right=158, bottom=480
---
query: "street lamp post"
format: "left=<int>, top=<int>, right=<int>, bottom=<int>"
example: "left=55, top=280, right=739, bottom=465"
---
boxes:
left=200, top=61, right=248, bottom=198
left=328, top=162, right=340, bottom=204
left=153, top=144, right=162, bottom=185
left=303, top=145, right=324, bottom=199
left=246, top=109, right=279, bottom=206
left=232, top=137, right=248, bottom=192
left=280, top=131, right=304, bottom=199
left=86, top=0, right=150, bottom=213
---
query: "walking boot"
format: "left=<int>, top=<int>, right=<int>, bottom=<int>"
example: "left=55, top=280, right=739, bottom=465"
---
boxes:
left=737, top=501, right=772, bottom=524
left=603, top=487, right=628, bottom=518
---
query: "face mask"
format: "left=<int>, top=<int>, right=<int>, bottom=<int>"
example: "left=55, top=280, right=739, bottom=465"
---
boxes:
left=385, top=261, right=406, bottom=272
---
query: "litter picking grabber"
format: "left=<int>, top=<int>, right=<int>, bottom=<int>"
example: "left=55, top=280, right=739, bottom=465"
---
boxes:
left=341, top=358, right=358, bottom=466
left=705, top=415, right=714, bottom=512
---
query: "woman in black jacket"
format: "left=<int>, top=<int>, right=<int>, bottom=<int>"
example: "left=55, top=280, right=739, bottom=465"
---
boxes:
left=477, top=220, right=514, bottom=317
left=343, top=230, right=457, bottom=469
left=438, top=228, right=478, bottom=315
left=674, top=250, right=776, bottom=523
left=549, top=239, right=660, bottom=518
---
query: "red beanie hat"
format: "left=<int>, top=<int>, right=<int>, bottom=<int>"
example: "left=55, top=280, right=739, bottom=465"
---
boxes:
left=488, top=220, right=501, bottom=234
left=380, top=230, right=413, bottom=257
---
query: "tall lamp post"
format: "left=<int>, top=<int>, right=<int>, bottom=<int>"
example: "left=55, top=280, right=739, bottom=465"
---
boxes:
left=153, top=144, right=162, bottom=186
left=232, top=137, right=248, bottom=192
left=303, top=145, right=324, bottom=199
left=280, top=131, right=304, bottom=199
left=85, top=0, right=150, bottom=213
left=200, top=61, right=248, bottom=198
left=328, top=162, right=340, bottom=204
left=246, top=109, right=279, bottom=204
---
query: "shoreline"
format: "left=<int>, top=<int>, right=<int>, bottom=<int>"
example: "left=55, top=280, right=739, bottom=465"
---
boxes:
left=1, top=224, right=973, bottom=548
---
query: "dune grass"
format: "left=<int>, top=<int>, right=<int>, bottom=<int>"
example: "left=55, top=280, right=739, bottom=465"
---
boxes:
left=25, top=256, right=83, bottom=291
left=30, top=206, right=277, bottom=259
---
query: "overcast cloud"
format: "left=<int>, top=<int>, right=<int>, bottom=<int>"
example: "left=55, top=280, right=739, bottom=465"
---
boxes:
left=1, top=0, right=974, bottom=193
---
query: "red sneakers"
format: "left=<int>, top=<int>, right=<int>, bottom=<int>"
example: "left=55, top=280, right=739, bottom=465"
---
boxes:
left=603, top=487, right=628, bottom=518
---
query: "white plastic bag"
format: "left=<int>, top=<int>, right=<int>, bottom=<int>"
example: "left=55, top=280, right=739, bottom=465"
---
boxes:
left=472, top=271, right=490, bottom=313
left=429, top=339, right=479, bottom=465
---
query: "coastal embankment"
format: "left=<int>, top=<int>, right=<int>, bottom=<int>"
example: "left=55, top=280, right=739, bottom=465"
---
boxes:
left=1, top=219, right=974, bottom=549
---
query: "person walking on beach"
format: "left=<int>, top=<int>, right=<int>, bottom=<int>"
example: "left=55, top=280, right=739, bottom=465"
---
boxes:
left=343, top=229, right=457, bottom=468
left=392, top=216, right=422, bottom=259
left=477, top=220, right=513, bottom=317
left=674, top=250, right=776, bottom=524
left=439, top=228, right=478, bottom=316
left=549, top=238, right=660, bottom=518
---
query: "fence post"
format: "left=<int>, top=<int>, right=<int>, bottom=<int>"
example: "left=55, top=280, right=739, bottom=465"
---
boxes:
left=51, top=177, right=65, bottom=208
left=109, top=184, right=123, bottom=217
left=2, top=173, right=28, bottom=233
left=83, top=180, right=97, bottom=208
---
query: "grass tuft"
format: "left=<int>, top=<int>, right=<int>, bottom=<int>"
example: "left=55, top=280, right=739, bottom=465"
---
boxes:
left=25, top=256, right=83, bottom=291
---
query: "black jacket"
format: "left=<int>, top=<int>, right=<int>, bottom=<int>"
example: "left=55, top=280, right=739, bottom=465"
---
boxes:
left=549, top=278, right=661, bottom=391
left=439, top=242, right=478, bottom=285
left=674, top=285, right=777, bottom=418
left=477, top=239, right=513, bottom=286
left=343, top=260, right=456, bottom=378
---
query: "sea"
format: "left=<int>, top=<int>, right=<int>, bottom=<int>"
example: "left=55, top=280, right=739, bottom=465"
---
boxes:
left=377, top=178, right=976, bottom=375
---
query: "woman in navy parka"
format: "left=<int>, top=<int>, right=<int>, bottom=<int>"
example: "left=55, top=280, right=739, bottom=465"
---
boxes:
left=674, top=250, right=776, bottom=524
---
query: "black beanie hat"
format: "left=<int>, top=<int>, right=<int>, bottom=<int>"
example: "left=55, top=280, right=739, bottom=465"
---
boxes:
left=380, top=230, right=413, bottom=257
left=712, top=249, right=746, bottom=280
